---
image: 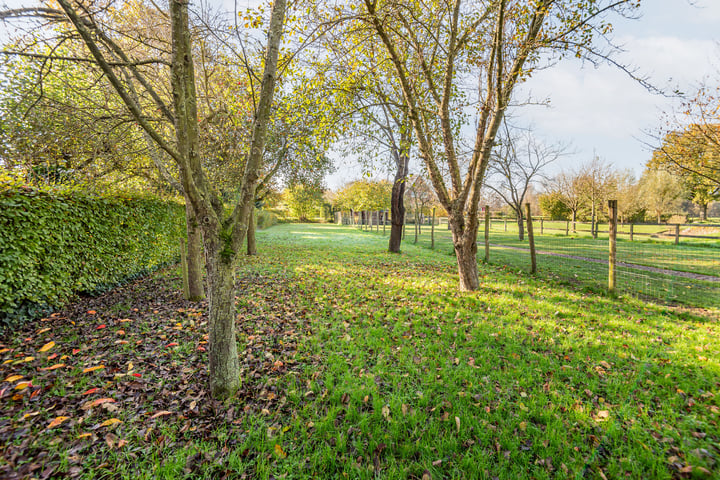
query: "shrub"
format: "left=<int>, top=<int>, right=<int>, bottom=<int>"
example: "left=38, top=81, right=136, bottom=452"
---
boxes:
left=0, top=179, right=184, bottom=330
left=255, top=210, right=278, bottom=230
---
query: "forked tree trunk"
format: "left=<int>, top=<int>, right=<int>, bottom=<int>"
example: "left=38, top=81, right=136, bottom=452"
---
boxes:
left=184, top=201, right=205, bottom=300
left=204, top=242, right=240, bottom=398
left=449, top=213, right=480, bottom=291
left=246, top=208, right=257, bottom=256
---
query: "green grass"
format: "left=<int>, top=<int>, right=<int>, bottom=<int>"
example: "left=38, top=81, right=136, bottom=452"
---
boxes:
left=1, top=223, right=718, bottom=479
left=397, top=221, right=720, bottom=308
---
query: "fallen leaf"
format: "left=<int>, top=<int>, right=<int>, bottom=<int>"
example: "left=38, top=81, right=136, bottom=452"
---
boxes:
left=83, top=365, right=105, bottom=373
left=47, top=416, right=70, bottom=429
left=77, top=433, right=92, bottom=439
left=274, top=444, right=287, bottom=458
left=14, top=381, right=32, bottom=390
left=82, top=388, right=99, bottom=395
left=38, top=341, right=55, bottom=353
left=99, top=418, right=122, bottom=427
left=381, top=405, right=390, bottom=420
left=96, top=324, right=106, bottom=330
left=39, top=363, right=66, bottom=371
left=455, top=416, right=461, bottom=433
left=87, top=310, right=97, bottom=315
left=82, top=398, right=116, bottom=410
left=150, top=411, right=173, bottom=418
left=165, top=342, right=178, bottom=348
left=4, top=375, right=23, bottom=383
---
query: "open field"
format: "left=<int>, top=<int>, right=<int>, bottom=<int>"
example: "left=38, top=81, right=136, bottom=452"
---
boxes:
left=395, top=222, right=720, bottom=308
left=1, top=224, right=718, bottom=479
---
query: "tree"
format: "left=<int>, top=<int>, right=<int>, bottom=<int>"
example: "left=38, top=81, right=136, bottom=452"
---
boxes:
left=356, top=0, right=639, bottom=291
left=576, top=156, right=616, bottom=238
left=284, top=183, right=325, bottom=221
left=639, top=169, right=686, bottom=223
left=538, top=191, right=571, bottom=220
left=553, top=171, right=584, bottom=231
left=485, top=123, right=562, bottom=240
left=614, top=169, right=644, bottom=224
left=333, top=179, right=392, bottom=213
left=649, top=125, right=720, bottom=220
left=3, top=0, right=288, bottom=399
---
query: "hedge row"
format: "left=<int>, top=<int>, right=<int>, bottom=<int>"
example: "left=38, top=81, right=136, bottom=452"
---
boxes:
left=0, top=181, right=185, bottom=330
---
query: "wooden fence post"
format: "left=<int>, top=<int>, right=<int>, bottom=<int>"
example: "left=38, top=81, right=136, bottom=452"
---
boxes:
left=675, top=224, right=680, bottom=245
left=382, top=211, right=386, bottom=235
left=484, top=205, right=490, bottom=263
left=431, top=208, right=436, bottom=249
left=504, top=218, right=507, bottom=232
left=629, top=223, right=634, bottom=242
left=565, top=221, right=569, bottom=236
left=376, top=211, right=379, bottom=233
left=180, top=238, right=190, bottom=300
left=525, top=203, right=536, bottom=274
left=540, top=218, right=544, bottom=235
left=608, top=200, right=617, bottom=293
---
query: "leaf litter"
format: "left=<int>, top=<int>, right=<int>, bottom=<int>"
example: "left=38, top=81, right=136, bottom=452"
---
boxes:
left=0, top=267, right=308, bottom=479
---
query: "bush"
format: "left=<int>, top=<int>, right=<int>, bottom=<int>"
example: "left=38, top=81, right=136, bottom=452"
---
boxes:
left=255, top=210, right=278, bottom=230
left=0, top=179, right=185, bottom=330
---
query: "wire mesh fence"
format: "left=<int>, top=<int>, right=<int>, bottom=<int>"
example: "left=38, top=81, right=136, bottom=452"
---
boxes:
left=342, top=209, right=720, bottom=309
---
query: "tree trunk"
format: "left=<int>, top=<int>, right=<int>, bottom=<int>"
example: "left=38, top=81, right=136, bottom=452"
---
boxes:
left=246, top=208, right=257, bottom=256
left=572, top=209, right=577, bottom=232
left=204, top=244, right=240, bottom=399
left=701, top=203, right=708, bottom=221
left=185, top=200, right=205, bottom=301
left=516, top=210, right=525, bottom=241
left=449, top=213, right=479, bottom=291
left=388, top=150, right=409, bottom=253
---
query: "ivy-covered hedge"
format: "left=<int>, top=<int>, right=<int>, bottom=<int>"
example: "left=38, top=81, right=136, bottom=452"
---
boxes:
left=0, top=180, right=185, bottom=330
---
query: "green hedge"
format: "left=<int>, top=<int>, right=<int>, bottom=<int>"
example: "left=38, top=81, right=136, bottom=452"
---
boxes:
left=0, top=181, right=185, bottom=330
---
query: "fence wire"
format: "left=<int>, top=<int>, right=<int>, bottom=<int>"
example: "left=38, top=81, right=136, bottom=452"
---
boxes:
left=352, top=215, right=720, bottom=310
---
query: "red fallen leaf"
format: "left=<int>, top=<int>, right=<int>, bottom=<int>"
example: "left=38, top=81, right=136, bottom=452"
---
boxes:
left=87, top=310, right=97, bottom=315
left=39, top=363, right=66, bottom=371
left=30, top=389, right=41, bottom=399
left=47, top=353, right=58, bottom=360
left=81, top=398, right=115, bottom=410
left=83, top=388, right=99, bottom=395
left=196, top=346, right=206, bottom=352
left=96, top=325, right=106, bottom=330
left=72, top=349, right=80, bottom=355
left=132, top=373, right=142, bottom=378
left=166, top=343, right=179, bottom=348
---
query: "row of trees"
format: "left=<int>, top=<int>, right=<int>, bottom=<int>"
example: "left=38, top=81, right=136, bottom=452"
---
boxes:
left=0, top=0, right=660, bottom=399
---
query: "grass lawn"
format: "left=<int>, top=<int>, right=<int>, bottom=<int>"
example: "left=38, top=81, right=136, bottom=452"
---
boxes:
left=401, top=222, right=720, bottom=308
left=1, top=223, right=718, bottom=479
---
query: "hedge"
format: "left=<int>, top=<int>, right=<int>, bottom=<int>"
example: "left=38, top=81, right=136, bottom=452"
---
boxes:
left=0, top=180, right=185, bottom=331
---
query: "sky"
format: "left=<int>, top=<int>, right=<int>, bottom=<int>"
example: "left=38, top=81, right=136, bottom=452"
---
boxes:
left=327, top=0, right=720, bottom=189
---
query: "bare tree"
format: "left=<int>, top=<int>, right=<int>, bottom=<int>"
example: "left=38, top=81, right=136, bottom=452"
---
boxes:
left=577, top=156, right=616, bottom=238
left=485, top=123, right=564, bottom=240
